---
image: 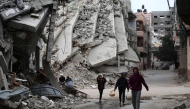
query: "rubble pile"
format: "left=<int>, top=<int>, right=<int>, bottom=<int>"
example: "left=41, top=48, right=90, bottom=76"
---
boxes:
left=54, top=63, right=134, bottom=89
left=95, top=0, right=115, bottom=41
left=48, top=0, right=139, bottom=89
left=25, top=95, right=87, bottom=109
left=73, top=1, right=100, bottom=46
left=0, top=0, right=139, bottom=108
left=174, top=74, right=187, bottom=84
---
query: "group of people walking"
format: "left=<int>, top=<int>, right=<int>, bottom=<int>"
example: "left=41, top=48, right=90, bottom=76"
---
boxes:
left=97, top=67, right=149, bottom=109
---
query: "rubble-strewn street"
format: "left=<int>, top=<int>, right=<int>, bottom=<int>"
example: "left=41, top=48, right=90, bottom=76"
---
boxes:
left=0, top=0, right=189, bottom=109
left=74, top=70, right=190, bottom=109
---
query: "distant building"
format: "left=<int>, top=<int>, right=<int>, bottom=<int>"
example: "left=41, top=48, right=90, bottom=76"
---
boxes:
left=143, top=13, right=152, bottom=26
left=135, top=12, right=151, bottom=69
left=151, top=11, right=173, bottom=37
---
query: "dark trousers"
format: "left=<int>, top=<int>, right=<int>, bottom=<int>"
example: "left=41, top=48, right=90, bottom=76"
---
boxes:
left=132, top=90, right=141, bottom=109
left=99, top=89, right=103, bottom=101
left=119, top=89, right=126, bottom=103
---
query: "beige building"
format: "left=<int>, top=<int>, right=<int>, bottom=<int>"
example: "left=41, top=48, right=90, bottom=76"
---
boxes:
left=135, top=13, right=148, bottom=69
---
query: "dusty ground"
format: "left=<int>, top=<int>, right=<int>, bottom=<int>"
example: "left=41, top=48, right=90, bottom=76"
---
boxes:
left=73, top=70, right=190, bottom=109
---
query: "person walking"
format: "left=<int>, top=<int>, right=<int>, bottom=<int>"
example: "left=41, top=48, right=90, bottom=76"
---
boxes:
left=97, top=74, right=107, bottom=103
left=152, top=62, right=154, bottom=70
left=129, top=67, right=149, bottom=109
left=114, top=72, right=129, bottom=107
left=143, top=64, right=146, bottom=71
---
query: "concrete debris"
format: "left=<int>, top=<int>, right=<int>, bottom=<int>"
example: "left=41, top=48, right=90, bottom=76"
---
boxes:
left=124, top=46, right=140, bottom=63
left=52, top=1, right=79, bottom=65
left=0, top=87, right=30, bottom=108
left=16, top=0, right=24, bottom=10
left=1, top=4, right=31, bottom=21
left=55, top=62, right=125, bottom=89
left=88, top=38, right=117, bottom=67
left=26, top=94, right=87, bottom=109
left=174, top=74, right=187, bottom=84
left=0, top=67, right=8, bottom=90
left=8, top=7, right=49, bottom=32
left=95, top=0, right=115, bottom=40
left=114, top=2, right=128, bottom=54
left=0, top=40, right=11, bottom=52
left=73, top=1, right=100, bottom=47
left=0, top=0, right=140, bottom=108
left=55, top=16, right=67, bottom=27
left=55, top=62, right=98, bottom=89
left=93, top=65, right=128, bottom=74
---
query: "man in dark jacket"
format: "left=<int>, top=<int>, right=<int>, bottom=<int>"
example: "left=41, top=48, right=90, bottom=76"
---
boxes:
left=129, top=67, right=149, bottom=109
left=97, top=74, right=107, bottom=103
left=114, top=72, right=129, bottom=106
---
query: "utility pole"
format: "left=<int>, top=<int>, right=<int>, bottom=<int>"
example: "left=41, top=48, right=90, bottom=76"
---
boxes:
left=167, top=0, right=171, bottom=10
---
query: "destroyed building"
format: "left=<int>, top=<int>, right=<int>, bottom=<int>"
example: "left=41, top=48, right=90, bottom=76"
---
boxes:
left=0, top=0, right=140, bottom=108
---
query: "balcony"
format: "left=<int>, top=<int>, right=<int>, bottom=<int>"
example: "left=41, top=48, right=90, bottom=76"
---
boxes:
left=136, top=15, right=146, bottom=25
left=136, top=21, right=145, bottom=31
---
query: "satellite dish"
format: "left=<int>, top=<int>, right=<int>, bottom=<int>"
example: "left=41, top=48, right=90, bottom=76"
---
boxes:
left=137, top=9, right=142, bottom=12
left=142, top=5, right=144, bottom=9
left=143, top=9, right=147, bottom=13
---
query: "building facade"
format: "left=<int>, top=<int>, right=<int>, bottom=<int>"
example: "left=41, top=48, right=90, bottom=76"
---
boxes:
left=152, top=11, right=173, bottom=37
left=135, top=13, right=149, bottom=69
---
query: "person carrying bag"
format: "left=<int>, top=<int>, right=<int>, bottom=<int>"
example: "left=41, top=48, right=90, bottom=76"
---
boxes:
left=114, top=72, right=129, bottom=107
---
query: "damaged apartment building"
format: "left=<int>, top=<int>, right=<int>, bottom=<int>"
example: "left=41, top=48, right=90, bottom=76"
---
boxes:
left=0, top=0, right=139, bottom=108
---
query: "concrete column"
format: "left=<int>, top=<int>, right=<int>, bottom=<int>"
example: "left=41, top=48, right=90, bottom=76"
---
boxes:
left=187, top=37, right=190, bottom=81
left=178, top=37, right=186, bottom=76
left=35, top=46, right=40, bottom=71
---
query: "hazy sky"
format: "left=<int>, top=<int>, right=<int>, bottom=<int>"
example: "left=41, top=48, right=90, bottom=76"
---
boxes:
left=131, top=0, right=175, bottom=12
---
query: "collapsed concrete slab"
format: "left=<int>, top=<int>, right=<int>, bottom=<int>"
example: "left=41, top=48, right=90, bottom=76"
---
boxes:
left=114, top=3, right=128, bottom=54
left=94, top=65, right=128, bottom=73
left=8, top=8, right=49, bottom=32
left=124, top=45, right=140, bottom=63
left=43, top=59, right=63, bottom=91
left=71, top=52, right=86, bottom=64
left=70, top=47, right=80, bottom=58
left=88, top=38, right=117, bottom=67
left=105, top=60, right=125, bottom=65
left=0, top=4, right=31, bottom=21
left=52, top=10, right=79, bottom=64
left=0, top=67, right=8, bottom=90
left=74, top=3, right=100, bottom=47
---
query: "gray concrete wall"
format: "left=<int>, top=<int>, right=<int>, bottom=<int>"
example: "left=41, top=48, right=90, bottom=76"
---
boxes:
left=151, top=11, right=172, bottom=36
